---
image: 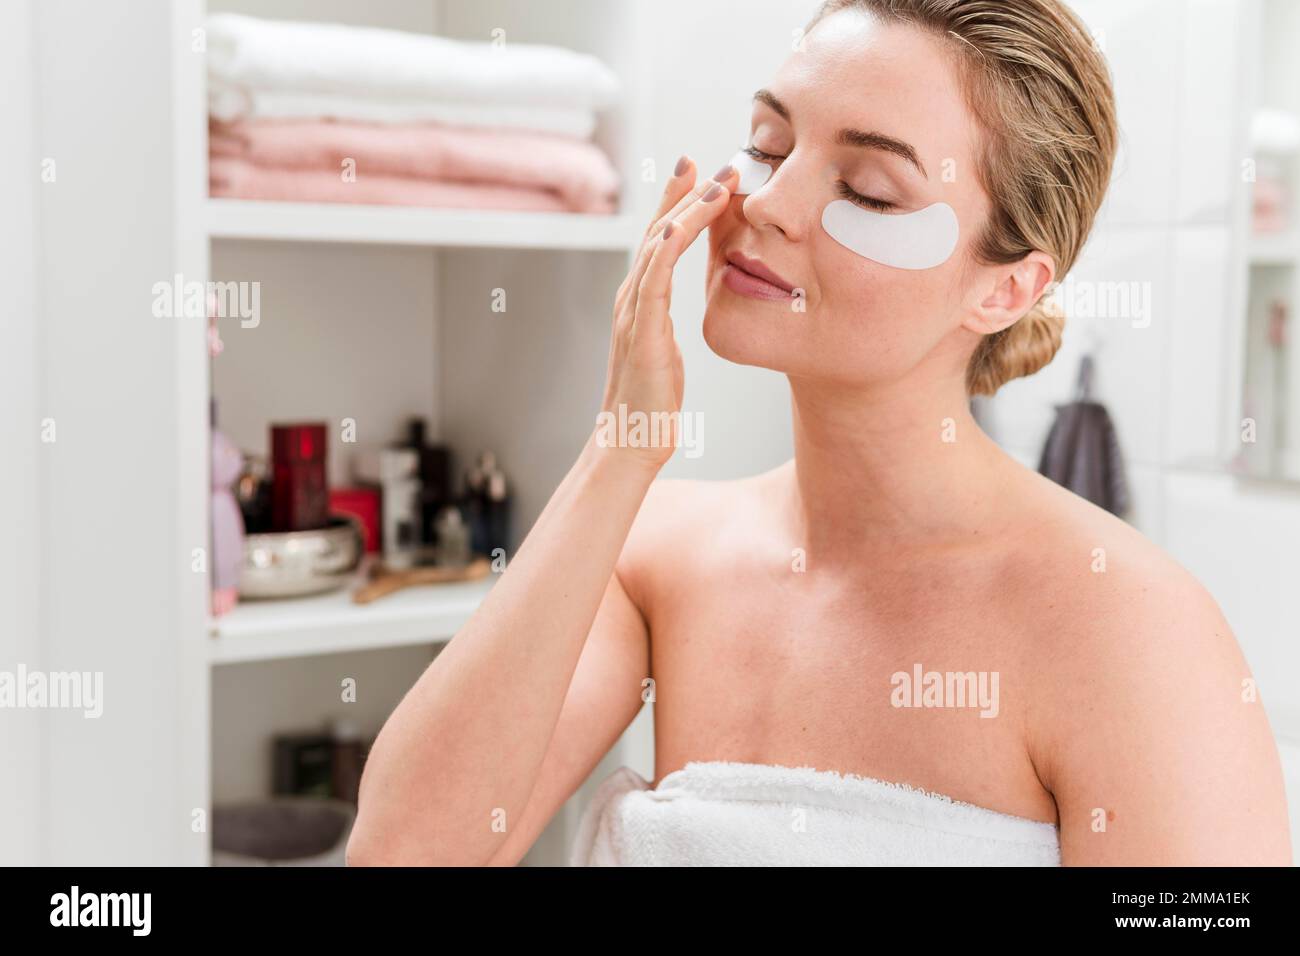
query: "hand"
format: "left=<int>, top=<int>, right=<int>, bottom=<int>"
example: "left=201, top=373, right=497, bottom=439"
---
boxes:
left=596, top=157, right=738, bottom=472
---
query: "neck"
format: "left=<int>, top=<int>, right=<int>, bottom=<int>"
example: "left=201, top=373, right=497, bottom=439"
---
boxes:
left=783, top=367, right=1015, bottom=561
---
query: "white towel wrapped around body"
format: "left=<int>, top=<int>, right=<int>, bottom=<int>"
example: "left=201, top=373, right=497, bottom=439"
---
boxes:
left=571, top=761, right=1061, bottom=866
left=206, top=14, right=621, bottom=112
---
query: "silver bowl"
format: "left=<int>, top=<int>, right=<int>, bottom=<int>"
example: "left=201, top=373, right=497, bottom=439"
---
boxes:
left=239, top=516, right=364, bottom=600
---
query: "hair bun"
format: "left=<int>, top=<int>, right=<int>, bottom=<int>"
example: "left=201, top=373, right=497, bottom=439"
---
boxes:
left=967, top=303, right=1065, bottom=396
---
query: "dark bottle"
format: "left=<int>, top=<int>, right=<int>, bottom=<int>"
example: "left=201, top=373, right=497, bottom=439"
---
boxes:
left=465, top=451, right=510, bottom=557
left=329, top=718, right=364, bottom=806
left=403, top=418, right=451, bottom=545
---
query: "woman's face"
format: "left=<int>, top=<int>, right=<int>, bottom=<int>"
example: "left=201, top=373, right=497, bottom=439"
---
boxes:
left=704, top=9, right=994, bottom=388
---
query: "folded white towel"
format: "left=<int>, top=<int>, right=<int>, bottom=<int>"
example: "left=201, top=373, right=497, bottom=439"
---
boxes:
left=206, top=13, right=620, bottom=113
left=1249, top=107, right=1300, bottom=155
left=570, top=761, right=1061, bottom=866
left=208, top=83, right=599, bottom=140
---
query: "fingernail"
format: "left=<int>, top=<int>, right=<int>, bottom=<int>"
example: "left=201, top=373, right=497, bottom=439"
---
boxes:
left=674, top=156, right=690, bottom=177
left=712, top=164, right=734, bottom=182
left=701, top=183, right=723, bottom=202
left=662, top=221, right=676, bottom=239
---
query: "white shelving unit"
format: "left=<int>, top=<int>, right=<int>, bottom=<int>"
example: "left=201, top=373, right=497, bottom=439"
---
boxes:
left=1231, top=0, right=1300, bottom=481
left=206, top=198, right=641, bottom=251
left=1247, top=232, right=1300, bottom=267
left=209, top=564, right=495, bottom=664
left=170, top=0, right=655, bottom=866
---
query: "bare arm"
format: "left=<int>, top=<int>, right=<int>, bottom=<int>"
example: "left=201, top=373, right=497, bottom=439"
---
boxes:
left=482, top=568, right=650, bottom=867
left=1040, top=573, right=1292, bottom=865
left=346, top=159, right=738, bottom=866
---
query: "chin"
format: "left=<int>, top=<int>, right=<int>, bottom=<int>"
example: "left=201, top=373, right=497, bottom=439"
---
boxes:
left=704, top=284, right=897, bottom=386
left=702, top=282, right=796, bottom=373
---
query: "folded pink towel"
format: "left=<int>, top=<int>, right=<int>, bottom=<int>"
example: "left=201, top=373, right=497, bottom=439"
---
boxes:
left=209, top=119, right=619, bottom=214
left=1252, top=175, right=1289, bottom=235
left=210, top=155, right=591, bottom=212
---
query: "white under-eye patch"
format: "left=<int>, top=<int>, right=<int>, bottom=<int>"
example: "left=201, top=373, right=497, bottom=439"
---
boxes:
left=821, top=200, right=958, bottom=271
left=731, top=150, right=773, bottom=195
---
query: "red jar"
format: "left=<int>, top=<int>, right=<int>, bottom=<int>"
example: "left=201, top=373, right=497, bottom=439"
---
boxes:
left=330, top=487, right=381, bottom=553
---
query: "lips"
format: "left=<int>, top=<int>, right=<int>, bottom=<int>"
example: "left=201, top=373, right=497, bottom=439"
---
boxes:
left=725, top=252, right=795, bottom=294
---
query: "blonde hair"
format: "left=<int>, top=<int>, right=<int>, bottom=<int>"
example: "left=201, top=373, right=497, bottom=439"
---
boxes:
left=809, top=0, right=1117, bottom=395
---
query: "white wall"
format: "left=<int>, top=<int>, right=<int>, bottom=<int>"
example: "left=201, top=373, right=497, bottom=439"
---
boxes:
left=23, top=0, right=195, bottom=865
left=643, top=0, right=821, bottom=486
left=211, top=242, right=440, bottom=487
left=988, top=0, right=1249, bottom=529
left=438, top=248, right=628, bottom=542
left=0, top=0, right=45, bottom=867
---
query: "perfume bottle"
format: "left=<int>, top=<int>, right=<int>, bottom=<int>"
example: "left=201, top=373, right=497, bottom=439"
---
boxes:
left=378, top=448, right=420, bottom=570
left=465, top=451, right=511, bottom=556
left=435, top=506, right=471, bottom=568
left=270, top=423, right=329, bottom=532
left=403, top=418, right=451, bottom=545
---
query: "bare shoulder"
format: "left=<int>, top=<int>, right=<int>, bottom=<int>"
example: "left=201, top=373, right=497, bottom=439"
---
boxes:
left=1007, top=470, right=1290, bottom=863
left=1008, top=469, right=1230, bottom=653
left=614, top=466, right=777, bottom=602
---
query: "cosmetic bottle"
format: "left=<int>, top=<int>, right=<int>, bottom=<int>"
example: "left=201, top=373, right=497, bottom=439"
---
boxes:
left=377, top=448, right=420, bottom=570
left=270, top=422, right=329, bottom=532
left=403, top=418, right=452, bottom=545
left=235, top=454, right=274, bottom=534
left=329, top=718, right=364, bottom=806
left=465, top=451, right=511, bottom=557
left=435, top=506, right=471, bottom=568
left=330, top=487, right=381, bottom=554
left=485, top=463, right=510, bottom=555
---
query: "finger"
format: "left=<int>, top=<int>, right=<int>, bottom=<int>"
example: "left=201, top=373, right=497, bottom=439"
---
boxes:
left=617, top=164, right=692, bottom=320
left=621, top=162, right=739, bottom=315
left=648, top=161, right=738, bottom=241
left=620, top=158, right=700, bottom=312
left=632, top=170, right=737, bottom=332
left=647, top=155, right=698, bottom=232
left=635, top=179, right=733, bottom=340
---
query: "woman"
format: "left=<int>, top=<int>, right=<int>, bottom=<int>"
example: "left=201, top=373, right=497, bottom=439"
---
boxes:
left=348, top=0, right=1292, bottom=865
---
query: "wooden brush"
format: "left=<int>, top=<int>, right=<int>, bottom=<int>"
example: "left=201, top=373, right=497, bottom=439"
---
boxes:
left=352, top=556, right=492, bottom=605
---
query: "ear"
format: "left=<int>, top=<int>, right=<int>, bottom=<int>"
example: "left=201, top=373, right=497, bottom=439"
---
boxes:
left=962, top=251, right=1056, bottom=335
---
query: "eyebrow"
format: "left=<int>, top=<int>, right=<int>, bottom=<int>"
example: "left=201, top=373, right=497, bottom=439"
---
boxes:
left=752, top=88, right=928, bottom=180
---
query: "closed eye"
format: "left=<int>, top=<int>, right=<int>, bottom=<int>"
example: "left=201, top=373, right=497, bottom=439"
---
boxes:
left=835, top=180, right=895, bottom=213
left=744, top=146, right=896, bottom=213
left=742, top=144, right=783, bottom=164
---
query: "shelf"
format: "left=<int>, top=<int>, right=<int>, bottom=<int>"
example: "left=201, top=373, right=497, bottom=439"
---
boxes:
left=205, top=199, right=641, bottom=252
left=208, top=563, right=495, bottom=664
left=1248, top=232, right=1299, bottom=266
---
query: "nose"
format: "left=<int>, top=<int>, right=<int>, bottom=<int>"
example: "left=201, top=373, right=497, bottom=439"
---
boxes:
left=739, top=154, right=817, bottom=242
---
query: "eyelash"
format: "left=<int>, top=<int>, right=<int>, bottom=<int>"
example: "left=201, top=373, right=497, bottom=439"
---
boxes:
left=835, top=180, right=895, bottom=213
left=741, top=145, right=896, bottom=213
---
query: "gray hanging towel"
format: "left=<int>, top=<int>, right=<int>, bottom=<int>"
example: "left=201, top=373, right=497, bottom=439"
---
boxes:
left=1037, top=354, right=1130, bottom=517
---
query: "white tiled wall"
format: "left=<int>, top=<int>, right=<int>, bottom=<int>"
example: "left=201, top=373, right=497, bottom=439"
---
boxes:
left=992, top=0, right=1298, bottom=854
left=993, top=0, right=1248, bottom=475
